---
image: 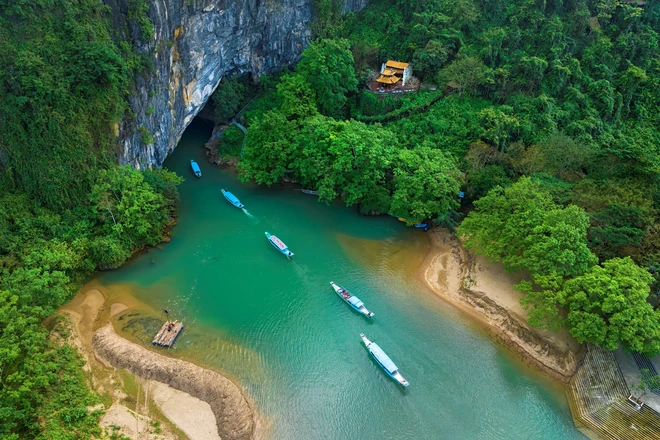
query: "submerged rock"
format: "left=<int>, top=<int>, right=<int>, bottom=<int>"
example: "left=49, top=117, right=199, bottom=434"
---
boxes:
left=104, top=0, right=369, bottom=169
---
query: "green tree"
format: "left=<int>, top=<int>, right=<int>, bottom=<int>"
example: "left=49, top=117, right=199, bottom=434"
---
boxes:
left=458, top=177, right=597, bottom=276
left=290, top=117, right=397, bottom=208
left=560, top=257, right=660, bottom=355
left=239, top=111, right=298, bottom=185
left=437, top=56, right=493, bottom=96
left=517, top=272, right=565, bottom=330
left=311, top=0, right=344, bottom=38
left=412, top=40, right=450, bottom=79
left=296, top=39, right=358, bottom=118
left=0, top=0, right=127, bottom=211
left=0, top=1, right=184, bottom=437
left=390, top=147, right=462, bottom=223
left=534, top=133, right=594, bottom=179
left=212, top=76, right=246, bottom=123
left=90, top=166, right=178, bottom=249
left=276, top=73, right=319, bottom=120
left=589, top=204, right=647, bottom=260
left=477, top=107, right=521, bottom=151
left=467, top=164, right=512, bottom=200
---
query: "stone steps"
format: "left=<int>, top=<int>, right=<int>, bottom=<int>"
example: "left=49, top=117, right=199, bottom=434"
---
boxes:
left=568, top=345, right=660, bottom=440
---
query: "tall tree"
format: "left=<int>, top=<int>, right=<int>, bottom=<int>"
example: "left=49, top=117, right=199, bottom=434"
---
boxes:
left=296, top=39, right=358, bottom=118
left=390, top=147, right=462, bottom=223
left=458, top=177, right=597, bottom=277
left=560, top=257, right=660, bottom=355
left=437, top=56, right=493, bottom=96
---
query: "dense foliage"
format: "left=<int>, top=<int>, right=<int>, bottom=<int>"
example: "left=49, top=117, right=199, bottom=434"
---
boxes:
left=236, top=0, right=660, bottom=354
left=561, top=257, right=660, bottom=354
left=0, top=1, right=182, bottom=438
left=1, top=0, right=660, bottom=434
left=212, top=76, right=247, bottom=123
left=458, top=177, right=597, bottom=278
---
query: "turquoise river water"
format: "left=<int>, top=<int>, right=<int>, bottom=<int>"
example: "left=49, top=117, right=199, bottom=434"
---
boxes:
left=98, top=121, right=586, bottom=439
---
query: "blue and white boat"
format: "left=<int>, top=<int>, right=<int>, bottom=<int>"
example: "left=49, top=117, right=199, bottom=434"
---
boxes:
left=265, top=232, right=294, bottom=258
left=190, top=160, right=202, bottom=177
left=330, top=282, right=374, bottom=318
left=221, top=189, right=244, bottom=209
left=360, top=333, right=409, bottom=387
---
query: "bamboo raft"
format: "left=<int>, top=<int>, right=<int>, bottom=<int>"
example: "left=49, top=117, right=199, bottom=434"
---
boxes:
left=152, top=320, right=184, bottom=347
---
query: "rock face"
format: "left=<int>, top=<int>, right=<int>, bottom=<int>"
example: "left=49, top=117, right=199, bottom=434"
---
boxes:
left=104, top=0, right=368, bottom=168
left=343, top=0, right=369, bottom=13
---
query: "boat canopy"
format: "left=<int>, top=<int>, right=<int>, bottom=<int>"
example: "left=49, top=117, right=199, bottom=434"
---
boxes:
left=190, top=160, right=202, bottom=176
left=224, top=191, right=240, bottom=204
left=348, top=296, right=364, bottom=308
left=370, top=343, right=398, bottom=373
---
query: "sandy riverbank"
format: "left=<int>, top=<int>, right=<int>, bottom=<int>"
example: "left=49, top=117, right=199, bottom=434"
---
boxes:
left=420, top=228, right=583, bottom=382
left=59, top=287, right=255, bottom=440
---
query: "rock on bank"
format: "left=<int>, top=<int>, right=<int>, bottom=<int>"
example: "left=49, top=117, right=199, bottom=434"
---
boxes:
left=93, top=324, right=255, bottom=440
left=103, top=0, right=369, bottom=168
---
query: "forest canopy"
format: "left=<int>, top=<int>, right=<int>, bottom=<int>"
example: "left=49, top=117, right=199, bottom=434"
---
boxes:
left=230, top=0, right=660, bottom=355
left=0, top=1, right=182, bottom=438
left=2, top=0, right=660, bottom=436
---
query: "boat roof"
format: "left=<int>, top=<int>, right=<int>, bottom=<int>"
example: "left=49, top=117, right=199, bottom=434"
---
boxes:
left=348, top=296, right=364, bottom=307
left=370, top=343, right=398, bottom=373
left=269, top=235, right=288, bottom=250
left=224, top=191, right=240, bottom=203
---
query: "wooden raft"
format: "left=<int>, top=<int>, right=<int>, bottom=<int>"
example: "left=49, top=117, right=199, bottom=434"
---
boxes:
left=152, top=320, right=184, bottom=347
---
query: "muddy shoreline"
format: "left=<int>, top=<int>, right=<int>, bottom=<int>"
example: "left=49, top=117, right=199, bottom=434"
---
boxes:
left=420, top=228, right=583, bottom=382
left=93, top=324, right=254, bottom=440
left=59, top=287, right=256, bottom=440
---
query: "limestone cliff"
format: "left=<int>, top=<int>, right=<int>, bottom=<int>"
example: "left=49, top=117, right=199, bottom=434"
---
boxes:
left=104, top=0, right=368, bottom=168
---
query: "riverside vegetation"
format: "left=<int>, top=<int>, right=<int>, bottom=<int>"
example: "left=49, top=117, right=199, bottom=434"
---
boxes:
left=219, top=0, right=660, bottom=359
left=0, top=1, right=181, bottom=438
left=1, top=0, right=660, bottom=438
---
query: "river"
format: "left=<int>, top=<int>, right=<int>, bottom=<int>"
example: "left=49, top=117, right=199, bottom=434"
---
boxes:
left=98, top=121, right=586, bottom=439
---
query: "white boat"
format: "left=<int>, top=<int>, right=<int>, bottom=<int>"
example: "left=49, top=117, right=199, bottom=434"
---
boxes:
left=360, top=333, right=409, bottom=387
left=330, top=282, right=374, bottom=318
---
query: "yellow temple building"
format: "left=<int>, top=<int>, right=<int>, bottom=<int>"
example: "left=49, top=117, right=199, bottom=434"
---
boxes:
left=376, top=60, right=412, bottom=87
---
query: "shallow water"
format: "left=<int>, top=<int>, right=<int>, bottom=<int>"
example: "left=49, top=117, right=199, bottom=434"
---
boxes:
left=99, top=121, right=585, bottom=440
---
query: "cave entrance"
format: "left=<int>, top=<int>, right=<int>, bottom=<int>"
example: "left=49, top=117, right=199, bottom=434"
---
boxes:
left=194, top=96, right=217, bottom=127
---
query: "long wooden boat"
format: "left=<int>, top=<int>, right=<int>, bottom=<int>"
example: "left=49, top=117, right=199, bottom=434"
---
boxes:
left=221, top=189, right=244, bottom=208
left=190, top=160, right=202, bottom=177
left=329, top=282, right=374, bottom=318
left=265, top=232, right=294, bottom=258
left=360, top=333, right=409, bottom=387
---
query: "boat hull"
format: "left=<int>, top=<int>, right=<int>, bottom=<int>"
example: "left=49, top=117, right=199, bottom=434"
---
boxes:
left=330, top=282, right=374, bottom=318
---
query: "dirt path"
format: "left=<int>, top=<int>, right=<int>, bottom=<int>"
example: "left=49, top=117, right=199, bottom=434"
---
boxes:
left=420, top=228, right=583, bottom=382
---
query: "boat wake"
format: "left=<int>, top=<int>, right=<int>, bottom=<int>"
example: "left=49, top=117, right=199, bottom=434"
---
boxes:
left=242, top=208, right=259, bottom=223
